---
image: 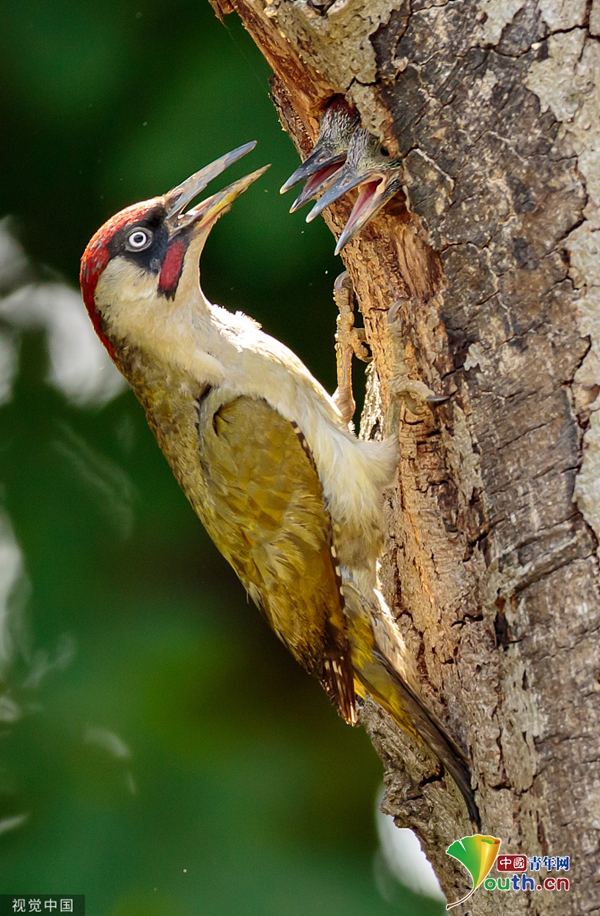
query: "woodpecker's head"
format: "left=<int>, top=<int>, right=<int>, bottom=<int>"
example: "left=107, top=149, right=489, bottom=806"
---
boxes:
left=280, top=97, right=360, bottom=213
left=80, top=142, right=268, bottom=357
left=306, top=128, right=403, bottom=255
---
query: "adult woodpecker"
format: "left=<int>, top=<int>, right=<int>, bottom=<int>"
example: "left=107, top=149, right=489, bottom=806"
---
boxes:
left=80, top=142, right=478, bottom=826
left=281, top=99, right=404, bottom=254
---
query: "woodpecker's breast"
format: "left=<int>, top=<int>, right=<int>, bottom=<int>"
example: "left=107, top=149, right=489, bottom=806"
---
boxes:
left=97, top=275, right=397, bottom=570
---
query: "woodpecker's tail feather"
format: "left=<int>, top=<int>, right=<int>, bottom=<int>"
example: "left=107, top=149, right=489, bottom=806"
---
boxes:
left=321, top=655, right=358, bottom=726
left=360, top=662, right=480, bottom=830
left=342, top=581, right=480, bottom=829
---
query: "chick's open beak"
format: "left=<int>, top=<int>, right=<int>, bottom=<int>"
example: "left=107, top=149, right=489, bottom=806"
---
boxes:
left=305, top=128, right=404, bottom=254
left=280, top=97, right=360, bottom=210
left=288, top=161, right=344, bottom=213
left=331, top=169, right=404, bottom=255
left=280, top=145, right=344, bottom=197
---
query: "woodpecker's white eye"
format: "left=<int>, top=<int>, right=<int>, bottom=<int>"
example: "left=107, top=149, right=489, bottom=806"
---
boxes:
left=126, top=228, right=153, bottom=251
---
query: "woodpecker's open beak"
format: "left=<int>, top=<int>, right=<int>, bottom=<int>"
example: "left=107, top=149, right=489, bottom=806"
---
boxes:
left=287, top=158, right=344, bottom=213
left=279, top=98, right=360, bottom=212
left=280, top=146, right=344, bottom=199
left=164, top=141, right=270, bottom=232
left=305, top=128, right=404, bottom=255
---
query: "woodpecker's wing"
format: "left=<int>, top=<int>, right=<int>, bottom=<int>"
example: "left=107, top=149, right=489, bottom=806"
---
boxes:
left=196, top=393, right=356, bottom=724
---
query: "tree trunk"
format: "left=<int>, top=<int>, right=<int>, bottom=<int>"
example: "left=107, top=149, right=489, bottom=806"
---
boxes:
left=209, top=1, right=600, bottom=911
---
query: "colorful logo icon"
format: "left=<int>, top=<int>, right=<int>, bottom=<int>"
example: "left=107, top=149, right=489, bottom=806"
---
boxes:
left=445, top=834, right=502, bottom=909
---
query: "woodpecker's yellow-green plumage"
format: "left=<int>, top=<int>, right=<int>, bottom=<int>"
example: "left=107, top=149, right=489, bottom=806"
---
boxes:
left=191, top=391, right=355, bottom=721
left=80, top=142, right=478, bottom=827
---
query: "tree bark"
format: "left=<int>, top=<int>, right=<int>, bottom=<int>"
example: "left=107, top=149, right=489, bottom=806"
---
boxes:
left=209, top=1, right=600, bottom=911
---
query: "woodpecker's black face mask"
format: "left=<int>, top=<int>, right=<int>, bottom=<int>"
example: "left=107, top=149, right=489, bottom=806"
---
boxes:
left=106, top=206, right=167, bottom=270
left=104, top=207, right=193, bottom=300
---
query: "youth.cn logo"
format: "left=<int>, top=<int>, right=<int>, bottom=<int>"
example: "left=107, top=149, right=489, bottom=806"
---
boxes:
left=445, top=835, right=570, bottom=909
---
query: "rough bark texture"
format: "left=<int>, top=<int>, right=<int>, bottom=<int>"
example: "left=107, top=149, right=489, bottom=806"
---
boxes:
left=209, top=1, right=600, bottom=911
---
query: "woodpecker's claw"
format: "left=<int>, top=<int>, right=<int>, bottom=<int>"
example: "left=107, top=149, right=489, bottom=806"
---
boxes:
left=306, top=128, right=403, bottom=254
left=280, top=98, right=359, bottom=209
left=164, top=143, right=270, bottom=232
left=332, top=271, right=370, bottom=428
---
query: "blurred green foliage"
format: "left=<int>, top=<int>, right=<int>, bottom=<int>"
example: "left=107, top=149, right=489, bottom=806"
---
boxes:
left=0, top=2, right=444, bottom=914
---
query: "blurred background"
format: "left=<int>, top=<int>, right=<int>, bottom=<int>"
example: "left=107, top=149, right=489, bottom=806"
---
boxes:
left=0, top=2, right=445, bottom=913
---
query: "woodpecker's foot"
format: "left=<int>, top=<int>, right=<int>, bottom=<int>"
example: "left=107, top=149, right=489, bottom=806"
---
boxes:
left=332, top=271, right=371, bottom=427
left=387, top=299, right=449, bottom=411
left=306, top=128, right=404, bottom=254
left=391, top=378, right=447, bottom=411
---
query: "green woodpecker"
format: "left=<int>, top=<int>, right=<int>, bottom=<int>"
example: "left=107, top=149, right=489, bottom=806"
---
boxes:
left=80, top=142, right=478, bottom=826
